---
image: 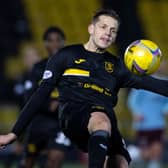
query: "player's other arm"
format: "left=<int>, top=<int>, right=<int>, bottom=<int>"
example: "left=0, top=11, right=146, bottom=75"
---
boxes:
left=119, top=58, right=168, bottom=96
left=0, top=49, right=68, bottom=148
left=124, top=73, right=168, bottom=97
left=134, top=75, right=168, bottom=97
left=0, top=82, right=54, bottom=149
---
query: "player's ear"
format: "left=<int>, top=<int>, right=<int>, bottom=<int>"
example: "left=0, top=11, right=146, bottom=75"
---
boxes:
left=88, top=24, right=94, bottom=35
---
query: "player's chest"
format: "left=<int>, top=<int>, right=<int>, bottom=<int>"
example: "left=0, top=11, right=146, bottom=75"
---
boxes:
left=69, top=56, right=116, bottom=77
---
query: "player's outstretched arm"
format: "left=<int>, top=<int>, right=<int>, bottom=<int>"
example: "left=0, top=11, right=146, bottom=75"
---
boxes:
left=136, top=76, right=168, bottom=97
left=0, top=81, right=54, bottom=150
left=0, top=49, right=67, bottom=147
left=125, top=74, right=168, bottom=97
left=0, top=133, right=17, bottom=149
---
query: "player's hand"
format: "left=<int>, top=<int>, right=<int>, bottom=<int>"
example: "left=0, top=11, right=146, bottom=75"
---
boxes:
left=0, top=133, right=17, bottom=149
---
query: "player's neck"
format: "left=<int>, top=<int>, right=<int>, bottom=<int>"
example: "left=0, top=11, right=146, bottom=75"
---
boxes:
left=84, top=41, right=105, bottom=53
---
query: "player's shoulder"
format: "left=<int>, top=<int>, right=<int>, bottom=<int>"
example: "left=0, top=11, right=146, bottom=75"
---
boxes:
left=50, top=44, right=83, bottom=60
left=105, top=52, right=131, bottom=76
left=104, top=51, right=121, bottom=64
left=59, top=44, right=83, bottom=53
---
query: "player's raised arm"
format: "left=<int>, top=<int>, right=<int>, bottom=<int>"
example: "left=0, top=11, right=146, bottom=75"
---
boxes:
left=134, top=75, right=168, bottom=97
left=122, top=71, right=168, bottom=97
left=0, top=48, right=68, bottom=148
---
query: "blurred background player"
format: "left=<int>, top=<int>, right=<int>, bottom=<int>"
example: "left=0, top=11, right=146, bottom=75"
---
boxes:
left=127, top=62, right=168, bottom=168
left=19, top=26, right=71, bottom=168
left=0, top=45, right=41, bottom=168
left=14, top=45, right=41, bottom=109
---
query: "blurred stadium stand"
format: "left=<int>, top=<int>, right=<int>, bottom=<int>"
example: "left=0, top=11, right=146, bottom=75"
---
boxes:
left=0, top=0, right=101, bottom=103
left=23, top=0, right=100, bottom=47
left=0, top=0, right=31, bottom=102
left=137, top=0, right=168, bottom=58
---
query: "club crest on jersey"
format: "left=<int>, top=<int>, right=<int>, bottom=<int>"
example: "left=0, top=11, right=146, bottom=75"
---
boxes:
left=104, top=62, right=114, bottom=73
left=42, top=70, right=53, bottom=79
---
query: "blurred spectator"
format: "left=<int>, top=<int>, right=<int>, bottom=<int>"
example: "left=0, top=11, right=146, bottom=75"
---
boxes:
left=127, top=62, right=168, bottom=168
left=0, top=0, right=31, bottom=99
left=13, top=45, right=41, bottom=108
left=18, top=27, right=73, bottom=168
left=0, top=45, right=40, bottom=168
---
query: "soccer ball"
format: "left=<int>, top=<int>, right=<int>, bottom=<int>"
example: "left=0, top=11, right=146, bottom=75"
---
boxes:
left=124, top=39, right=162, bottom=75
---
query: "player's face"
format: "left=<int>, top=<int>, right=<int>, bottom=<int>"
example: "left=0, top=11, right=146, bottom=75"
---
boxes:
left=45, top=32, right=64, bottom=55
left=89, top=15, right=119, bottom=49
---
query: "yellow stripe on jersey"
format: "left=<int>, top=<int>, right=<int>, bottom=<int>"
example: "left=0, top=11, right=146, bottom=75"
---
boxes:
left=63, top=68, right=90, bottom=77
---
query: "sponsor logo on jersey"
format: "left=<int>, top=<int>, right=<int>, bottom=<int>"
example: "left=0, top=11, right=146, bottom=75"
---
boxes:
left=105, top=62, right=114, bottom=73
left=74, top=59, right=86, bottom=64
left=42, top=70, right=53, bottom=79
left=83, top=83, right=112, bottom=96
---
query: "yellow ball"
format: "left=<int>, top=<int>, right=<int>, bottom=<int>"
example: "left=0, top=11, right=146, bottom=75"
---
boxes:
left=124, top=40, right=162, bottom=75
